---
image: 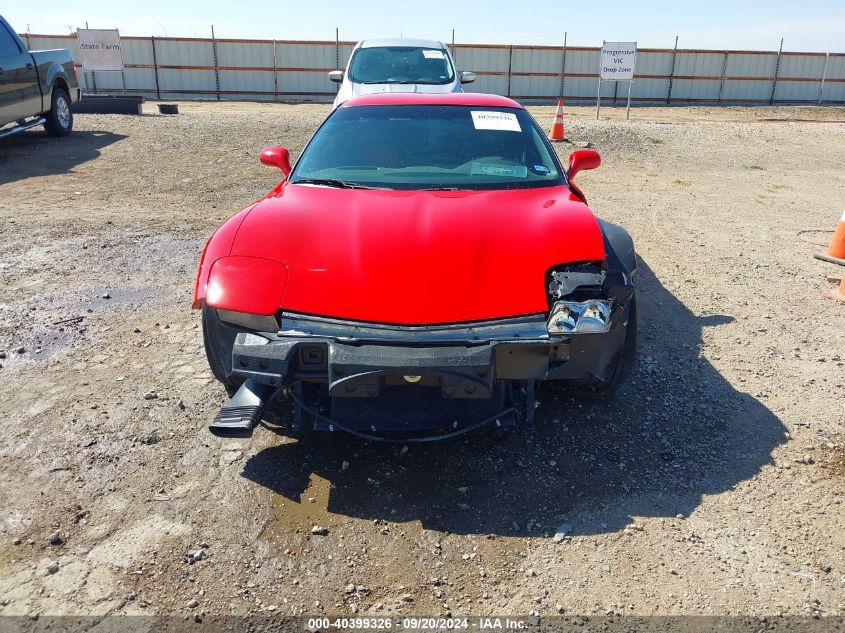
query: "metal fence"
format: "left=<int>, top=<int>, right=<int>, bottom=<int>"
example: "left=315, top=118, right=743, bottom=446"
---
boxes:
left=21, top=33, right=845, bottom=104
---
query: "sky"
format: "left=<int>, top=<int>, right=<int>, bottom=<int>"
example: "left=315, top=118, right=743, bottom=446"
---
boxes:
left=4, top=0, right=845, bottom=52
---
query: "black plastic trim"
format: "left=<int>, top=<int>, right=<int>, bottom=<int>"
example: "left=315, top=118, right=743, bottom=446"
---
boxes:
left=598, top=219, right=637, bottom=276
left=279, top=312, right=550, bottom=342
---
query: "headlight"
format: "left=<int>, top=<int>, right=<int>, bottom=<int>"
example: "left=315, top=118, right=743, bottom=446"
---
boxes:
left=547, top=299, right=612, bottom=334
left=548, top=267, right=606, bottom=300
left=206, top=256, right=288, bottom=316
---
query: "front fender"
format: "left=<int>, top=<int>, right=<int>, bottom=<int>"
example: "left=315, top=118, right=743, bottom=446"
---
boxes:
left=192, top=205, right=257, bottom=308
left=598, top=219, right=637, bottom=276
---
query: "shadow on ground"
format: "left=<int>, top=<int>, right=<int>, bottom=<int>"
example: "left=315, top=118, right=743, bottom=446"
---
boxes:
left=0, top=129, right=126, bottom=186
left=241, top=258, right=786, bottom=536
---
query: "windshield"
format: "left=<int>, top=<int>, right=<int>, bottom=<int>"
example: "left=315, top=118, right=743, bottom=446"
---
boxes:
left=347, top=46, right=455, bottom=85
left=290, top=105, right=564, bottom=191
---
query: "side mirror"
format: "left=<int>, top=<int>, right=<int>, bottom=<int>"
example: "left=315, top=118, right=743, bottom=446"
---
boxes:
left=460, top=71, right=477, bottom=84
left=260, top=146, right=292, bottom=177
left=567, top=149, right=601, bottom=179
left=328, top=70, right=344, bottom=83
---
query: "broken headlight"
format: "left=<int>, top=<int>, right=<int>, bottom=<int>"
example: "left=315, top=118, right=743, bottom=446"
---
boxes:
left=547, top=266, right=606, bottom=301
left=547, top=299, right=613, bottom=334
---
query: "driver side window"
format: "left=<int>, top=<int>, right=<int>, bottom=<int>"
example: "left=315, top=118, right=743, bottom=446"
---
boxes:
left=0, top=23, right=23, bottom=57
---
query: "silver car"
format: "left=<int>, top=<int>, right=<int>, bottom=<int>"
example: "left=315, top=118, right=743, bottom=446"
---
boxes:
left=329, top=38, right=476, bottom=109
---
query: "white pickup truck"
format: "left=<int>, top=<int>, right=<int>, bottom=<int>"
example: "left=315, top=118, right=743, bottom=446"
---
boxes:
left=0, top=15, right=81, bottom=139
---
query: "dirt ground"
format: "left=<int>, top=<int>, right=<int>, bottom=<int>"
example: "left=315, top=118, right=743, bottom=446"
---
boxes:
left=0, top=101, right=843, bottom=621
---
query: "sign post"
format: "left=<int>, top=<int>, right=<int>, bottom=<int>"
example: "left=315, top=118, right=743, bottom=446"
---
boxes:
left=77, top=29, right=124, bottom=94
left=596, top=41, right=637, bottom=120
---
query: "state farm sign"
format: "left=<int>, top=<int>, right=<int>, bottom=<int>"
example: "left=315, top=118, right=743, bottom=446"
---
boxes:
left=77, top=29, right=124, bottom=72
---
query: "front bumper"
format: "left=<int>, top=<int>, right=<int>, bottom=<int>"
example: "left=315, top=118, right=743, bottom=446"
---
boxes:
left=227, top=309, right=628, bottom=397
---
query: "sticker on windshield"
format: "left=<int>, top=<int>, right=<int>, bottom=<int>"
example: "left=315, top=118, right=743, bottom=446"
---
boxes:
left=471, top=111, right=521, bottom=132
left=422, top=50, right=445, bottom=59
left=471, top=163, right=528, bottom=178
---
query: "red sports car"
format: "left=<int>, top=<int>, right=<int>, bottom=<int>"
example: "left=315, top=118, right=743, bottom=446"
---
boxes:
left=193, top=93, right=637, bottom=440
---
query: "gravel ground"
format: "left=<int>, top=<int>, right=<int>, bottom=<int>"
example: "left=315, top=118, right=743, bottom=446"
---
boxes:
left=0, top=102, right=843, bottom=621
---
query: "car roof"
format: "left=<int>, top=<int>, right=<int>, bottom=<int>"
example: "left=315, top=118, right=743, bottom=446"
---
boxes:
left=340, top=93, right=524, bottom=109
left=359, top=38, right=445, bottom=49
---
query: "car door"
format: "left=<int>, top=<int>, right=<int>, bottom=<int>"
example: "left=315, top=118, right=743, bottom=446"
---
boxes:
left=0, top=21, right=41, bottom=126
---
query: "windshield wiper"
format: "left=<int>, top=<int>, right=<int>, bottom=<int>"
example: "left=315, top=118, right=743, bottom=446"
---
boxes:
left=291, top=178, right=384, bottom=190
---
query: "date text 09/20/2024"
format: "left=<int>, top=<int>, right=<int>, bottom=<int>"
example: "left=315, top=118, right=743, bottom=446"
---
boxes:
left=306, top=617, right=529, bottom=630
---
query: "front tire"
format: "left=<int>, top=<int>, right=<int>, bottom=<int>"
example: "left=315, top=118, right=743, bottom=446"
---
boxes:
left=592, top=295, right=638, bottom=393
left=44, top=87, right=73, bottom=137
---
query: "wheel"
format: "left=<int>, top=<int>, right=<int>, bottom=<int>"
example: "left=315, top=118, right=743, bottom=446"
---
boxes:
left=43, top=87, right=73, bottom=137
left=591, top=294, right=638, bottom=393
left=202, top=306, right=244, bottom=397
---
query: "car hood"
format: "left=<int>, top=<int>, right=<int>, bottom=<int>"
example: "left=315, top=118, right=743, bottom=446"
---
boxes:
left=351, top=82, right=456, bottom=96
left=335, top=80, right=457, bottom=107
left=231, top=184, right=605, bottom=324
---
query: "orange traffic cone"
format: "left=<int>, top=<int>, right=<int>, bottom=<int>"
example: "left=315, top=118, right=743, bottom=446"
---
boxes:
left=825, top=211, right=845, bottom=261
left=818, top=211, right=845, bottom=301
left=814, top=211, right=845, bottom=266
left=549, top=98, right=565, bottom=142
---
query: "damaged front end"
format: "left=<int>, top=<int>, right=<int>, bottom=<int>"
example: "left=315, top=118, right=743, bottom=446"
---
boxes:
left=205, top=225, right=636, bottom=441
